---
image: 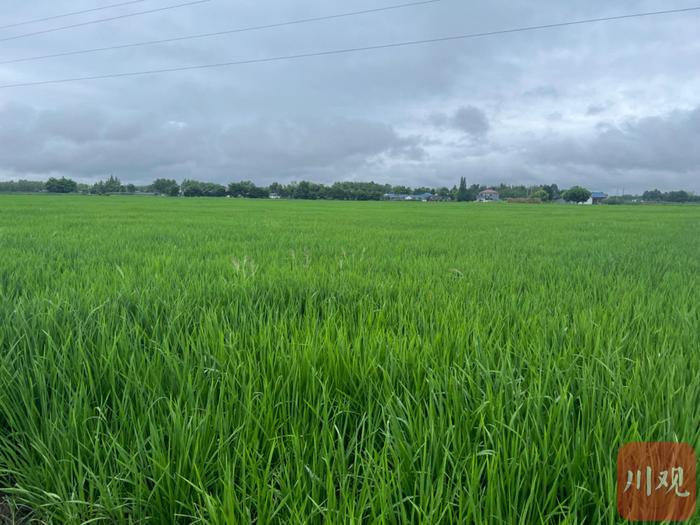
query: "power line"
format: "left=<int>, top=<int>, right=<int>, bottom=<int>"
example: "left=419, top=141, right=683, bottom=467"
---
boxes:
left=0, top=0, right=210, bottom=43
left=2, top=5, right=699, bottom=89
left=0, top=0, right=441, bottom=65
left=0, top=1, right=151, bottom=31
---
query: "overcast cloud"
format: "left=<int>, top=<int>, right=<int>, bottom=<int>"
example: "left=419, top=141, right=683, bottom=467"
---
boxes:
left=0, top=0, right=699, bottom=193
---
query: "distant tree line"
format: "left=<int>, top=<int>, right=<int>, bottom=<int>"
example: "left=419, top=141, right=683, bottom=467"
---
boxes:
left=152, top=179, right=450, bottom=200
left=640, top=189, right=697, bottom=203
left=0, top=176, right=698, bottom=203
left=88, top=175, right=137, bottom=195
left=0, top=180, right=46, bottom=193
left=0, top=176, right=137, bottom=195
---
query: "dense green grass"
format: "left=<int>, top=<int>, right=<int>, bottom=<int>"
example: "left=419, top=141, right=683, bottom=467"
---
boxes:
left=0, top=195, right=698, bottom=523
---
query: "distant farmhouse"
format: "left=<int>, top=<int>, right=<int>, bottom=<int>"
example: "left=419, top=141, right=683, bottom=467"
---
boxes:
left=587, top=192, right=608, bottom=205
left=477, top=189, right=500, bottom=202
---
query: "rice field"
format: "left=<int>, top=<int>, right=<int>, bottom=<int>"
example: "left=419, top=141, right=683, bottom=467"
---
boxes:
left=0, top=194, right=698, bottom=524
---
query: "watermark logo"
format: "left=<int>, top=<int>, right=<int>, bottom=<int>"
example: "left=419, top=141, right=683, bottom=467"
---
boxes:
left=617, top=442, right=696, bottom=521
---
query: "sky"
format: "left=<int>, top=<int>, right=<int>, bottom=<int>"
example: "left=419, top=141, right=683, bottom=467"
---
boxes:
left=0, top=0, right=699, bottom=194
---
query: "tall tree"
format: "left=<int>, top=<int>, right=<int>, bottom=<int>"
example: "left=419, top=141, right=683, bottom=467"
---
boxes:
left=456, top=177, right=469, bottom=202
left=542, top=184, right=560, bottom=201
left=103, top=175, right=123, bottom=193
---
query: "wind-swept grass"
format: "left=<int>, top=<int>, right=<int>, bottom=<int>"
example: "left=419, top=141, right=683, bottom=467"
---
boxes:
left=0, top=195, right=698, bottom=523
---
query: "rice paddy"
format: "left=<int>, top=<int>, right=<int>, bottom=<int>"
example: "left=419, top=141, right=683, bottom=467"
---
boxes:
left=0, top=195, right=698, bottom=523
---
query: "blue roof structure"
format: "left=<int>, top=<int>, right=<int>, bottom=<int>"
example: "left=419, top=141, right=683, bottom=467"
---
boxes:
left=591, top=192, right=608, bottom=199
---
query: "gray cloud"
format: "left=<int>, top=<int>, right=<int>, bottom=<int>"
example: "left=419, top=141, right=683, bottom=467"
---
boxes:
left=0, top=0, right=699, bottom=192
left=523, top=86, right=560, bottom=99
left=431, top=105, right=490, bottom=138
left=586, top=104, right=607, bottom=116
left=0, top=103, right=422, bottom=184
left=528, top=106, right=700, bottom=173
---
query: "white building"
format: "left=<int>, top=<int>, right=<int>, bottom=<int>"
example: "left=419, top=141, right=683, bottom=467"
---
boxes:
left=477, top=189, right=500, bottom=202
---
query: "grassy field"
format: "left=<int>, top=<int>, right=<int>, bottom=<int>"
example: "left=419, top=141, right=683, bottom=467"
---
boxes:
left=0, top=195, right=698, bottom=523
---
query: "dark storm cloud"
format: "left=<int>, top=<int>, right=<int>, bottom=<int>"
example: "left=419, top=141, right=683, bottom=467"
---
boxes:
left=0, top=0, right=699, bottom=192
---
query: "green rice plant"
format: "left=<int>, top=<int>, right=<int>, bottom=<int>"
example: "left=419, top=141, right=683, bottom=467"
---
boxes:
left=0, top=195, right=698, bottom=523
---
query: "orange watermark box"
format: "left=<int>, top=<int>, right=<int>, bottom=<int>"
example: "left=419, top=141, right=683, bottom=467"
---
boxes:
left=617, top=442, right=696, bottom=521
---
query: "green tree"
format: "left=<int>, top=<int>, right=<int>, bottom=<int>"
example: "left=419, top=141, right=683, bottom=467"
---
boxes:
left=200, top=182, right=226, bottom=197
left=103, top=175, right=123, bottom=193
left=437, top=187, right=451, bottom=199
left=642, top=189, right=663, bottom=201
left=391, top=185, right=412, bottom=195
left=181, top=180, right=226, bottom=197
left=327, top=182, right=388, bottom=201
left=290, top=181, right=327, bottom=200
left=562, top=186, right=592, bottom=203
left=497, top=184, right=528, bottom=199
left=542, top=184, right=560, bottom=201
left=90, top=181, right=106, bottom=195
left=532, top=189, right=549, bottom=201
left=666, top=190, right=691, bottom=203
left=45, top=177, right=78, bottom=193
left=268, top=182, right=284, bottom=197
left=0, top=180, right=46, bottom=193
left=228, top=181, right=269, bottom=199
left=456, top=177, right=469, bottom=202
left=181, top=180, right=202, bottom=197
left=151, top=179, right=180, bottom=196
